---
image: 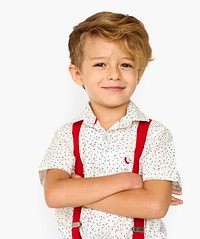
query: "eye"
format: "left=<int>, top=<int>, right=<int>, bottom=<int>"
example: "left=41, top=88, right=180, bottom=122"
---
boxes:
left=121, top=63, right=133, bottom=68
left=94, top=63, right=106, bottom=67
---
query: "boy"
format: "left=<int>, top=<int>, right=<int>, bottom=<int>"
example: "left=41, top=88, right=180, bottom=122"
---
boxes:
left=39, top=11, right=182, bottom=239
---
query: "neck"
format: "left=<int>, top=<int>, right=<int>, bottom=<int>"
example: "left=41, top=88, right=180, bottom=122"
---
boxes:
left=90, top=101, right=129, bottom=131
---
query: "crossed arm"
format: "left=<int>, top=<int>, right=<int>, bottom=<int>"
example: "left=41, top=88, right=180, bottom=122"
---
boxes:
left=44, top=169, right=182, bottom=219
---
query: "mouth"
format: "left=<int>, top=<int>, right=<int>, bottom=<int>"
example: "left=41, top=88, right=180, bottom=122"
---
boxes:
left=101, top=86, right=125, bottom=92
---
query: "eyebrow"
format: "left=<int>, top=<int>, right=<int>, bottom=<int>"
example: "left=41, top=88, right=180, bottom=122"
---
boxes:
left=90, top=56, right=134, bottom=61
left=90, top=57, right=107, bottom=60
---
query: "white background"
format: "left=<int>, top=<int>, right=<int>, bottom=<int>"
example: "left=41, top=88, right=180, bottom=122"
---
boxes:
left=0, top=0, right=199, bottom=238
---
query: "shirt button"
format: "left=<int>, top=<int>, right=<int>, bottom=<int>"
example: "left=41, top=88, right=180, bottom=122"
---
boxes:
left=103, top=133, right=109, bottom=141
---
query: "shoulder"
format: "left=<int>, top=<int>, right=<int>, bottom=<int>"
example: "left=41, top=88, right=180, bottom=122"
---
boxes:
left=56, top=122, right=73, bottom=134
left=52, top=122, right=74, bottom=142
left=54, top=119, right=85, bottom=139
left=147, top=119, right=174, bottom=142
left=149, top=119, right=170, bottom=132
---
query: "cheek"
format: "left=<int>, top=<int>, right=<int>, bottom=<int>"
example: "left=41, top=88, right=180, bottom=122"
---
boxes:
left=128, top=79, right=138, bottom=92
left=84, top=74, right=103, bottom=86
left=81, top=68, right=95, bottom=81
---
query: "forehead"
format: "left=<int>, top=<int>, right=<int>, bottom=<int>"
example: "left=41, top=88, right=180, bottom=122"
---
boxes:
left=83, top=36, right=132, bottom=59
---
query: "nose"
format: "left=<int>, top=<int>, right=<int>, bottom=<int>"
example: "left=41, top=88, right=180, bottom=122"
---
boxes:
left=107, top=66, right=121, bottom=81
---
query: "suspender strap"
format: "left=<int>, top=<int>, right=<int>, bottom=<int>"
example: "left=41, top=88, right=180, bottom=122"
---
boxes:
left=73, top=120, right=84, bottom=177
left=72, top=120, right=84, bottom=239
left=132, top=120, right=152, bottom=239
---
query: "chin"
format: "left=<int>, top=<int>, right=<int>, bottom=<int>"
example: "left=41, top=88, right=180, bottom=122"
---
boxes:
left=103, top=100, right=129, bottom=108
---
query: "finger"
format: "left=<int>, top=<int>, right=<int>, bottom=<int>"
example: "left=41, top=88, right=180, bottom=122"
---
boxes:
left=170, top=196, right=183, bottom=206
left=172, top=189, right=182, bottom=195
left=170, top=201, right=182, bottom=206
left=71, top=173, right=82, bottom=178
left=170, top=200, right=183, bottom=206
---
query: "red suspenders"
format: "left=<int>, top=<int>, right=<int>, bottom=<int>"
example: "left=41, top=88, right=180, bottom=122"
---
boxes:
left=132, top=120, right=152, bottom=239
left=72, top=120, right=84, bottom=239
left=72, top=119, right=152, bottom=239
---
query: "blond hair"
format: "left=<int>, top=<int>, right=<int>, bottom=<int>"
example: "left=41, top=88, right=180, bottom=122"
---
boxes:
left=68, top=11, right=153, bottom=69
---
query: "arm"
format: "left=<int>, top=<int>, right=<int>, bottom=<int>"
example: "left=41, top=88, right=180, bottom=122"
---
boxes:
left=85, top=179, right=172, bottom=219
left=72, top=173, right=183, bottom=207
left=44, top=169, right=142, bottom=208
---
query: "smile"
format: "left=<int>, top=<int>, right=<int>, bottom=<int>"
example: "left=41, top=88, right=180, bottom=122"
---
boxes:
left=101, top=86, right=125, bottom=92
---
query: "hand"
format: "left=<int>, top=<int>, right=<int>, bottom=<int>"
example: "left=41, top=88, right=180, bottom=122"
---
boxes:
left=170, top=188, right=183, bottom=206
left=128, top=173, right=143, bottom=189
left=70, top=173, right=82, bottom=179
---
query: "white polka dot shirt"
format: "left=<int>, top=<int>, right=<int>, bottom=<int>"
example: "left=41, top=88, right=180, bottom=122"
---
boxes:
left=39, top=101, right=181, bottom=239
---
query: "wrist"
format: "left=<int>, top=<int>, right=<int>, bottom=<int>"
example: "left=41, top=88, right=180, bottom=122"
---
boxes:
left=121, top=172, right=143, bottom=190
left=116, top=172, right=135, bottom=191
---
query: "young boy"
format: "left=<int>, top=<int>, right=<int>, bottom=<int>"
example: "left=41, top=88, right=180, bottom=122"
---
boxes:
left=39, top=11, right=182, bottom=239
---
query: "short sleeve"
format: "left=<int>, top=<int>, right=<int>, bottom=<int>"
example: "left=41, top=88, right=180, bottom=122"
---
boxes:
left=141, top=120, right=182, bottom=190
left=38, top=123, right=75, bottom=186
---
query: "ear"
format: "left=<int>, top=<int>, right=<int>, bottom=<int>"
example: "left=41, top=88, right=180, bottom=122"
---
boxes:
left=69, top=64, right=84, bottom=86
left=136, top=68, right=145, bottom=84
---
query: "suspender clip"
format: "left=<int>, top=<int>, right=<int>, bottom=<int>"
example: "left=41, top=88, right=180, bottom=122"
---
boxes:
left=132, top=227, right=144, bottom=232
left=72, top=222, right=82, bottom=228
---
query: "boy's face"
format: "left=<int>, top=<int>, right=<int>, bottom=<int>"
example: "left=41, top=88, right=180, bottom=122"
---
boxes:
left=69, top=36, right=144, bottom=111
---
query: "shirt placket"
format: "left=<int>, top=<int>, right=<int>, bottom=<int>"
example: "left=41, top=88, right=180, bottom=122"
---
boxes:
left=95, top=131, right=110, bottom=176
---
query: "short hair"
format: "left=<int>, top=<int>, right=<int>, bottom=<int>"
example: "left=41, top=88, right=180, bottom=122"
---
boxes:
left=68, top=11, right=153, bottom=69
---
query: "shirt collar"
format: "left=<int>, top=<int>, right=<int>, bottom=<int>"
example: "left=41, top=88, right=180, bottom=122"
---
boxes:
left=71, top=100, right=150, bottom=129
left=119, top=100, right=149, bottom=128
